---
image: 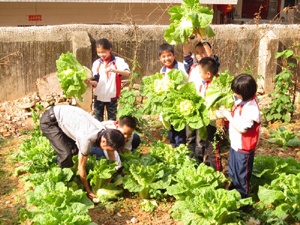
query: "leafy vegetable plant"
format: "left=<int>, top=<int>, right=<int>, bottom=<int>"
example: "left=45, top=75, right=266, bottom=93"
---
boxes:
left=268, top=127, right=300, bottom=149
left=257, top=173, right=300, bottom=224
left=170, top=187, right=252, bottom=225
left=262, top=49, right=297, bottom=123
left=140, top=69, right=187, bottom=115
left=251, top=154, right=300, bottom=193
left=20, top=181, right=96, bottom=225
left=149, top=141, right=196, bottom=171
left=56, top=52, right=92, bottom=102
left=123, top=155, right=172, bottom=199
left=205, top=70, right=235, bottom=118
left=166, top=162, right=229, bottom=200
left=161, top=82, right=210, bottom=138
left=164, top=0, right=215, bottom=45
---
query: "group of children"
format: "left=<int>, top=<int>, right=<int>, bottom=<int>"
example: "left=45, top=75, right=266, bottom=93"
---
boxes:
left=85, top=37, right=261, bottom=200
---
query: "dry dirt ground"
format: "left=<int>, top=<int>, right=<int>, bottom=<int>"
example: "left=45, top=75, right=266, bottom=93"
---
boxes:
left=0, top=98, right=300, bottom=225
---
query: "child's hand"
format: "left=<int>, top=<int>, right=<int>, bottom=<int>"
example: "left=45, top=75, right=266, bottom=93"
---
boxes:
left=84, top=79, right=91, bottom=84
left=105, top=67, right=117, bottom=73
left=218, top=106, right=231, bottom=120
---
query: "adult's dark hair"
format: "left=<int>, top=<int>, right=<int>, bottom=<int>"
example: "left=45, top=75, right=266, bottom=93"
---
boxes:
left=119, top=116, right=137, bottom=129
left=97, top=129, right=125, bottom=151
left=195, top=41, right=212, bottom=49
left=96, top=38, right=112, bottom=50
left=231, top=74, right=257, bottom=102
left=199, top=57, right=218, bottom=76
left=158, top=43, right=174, bottom=56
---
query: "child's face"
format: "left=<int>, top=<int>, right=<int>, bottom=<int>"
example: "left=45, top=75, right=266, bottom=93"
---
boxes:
left=199, top=65, right=212, bottom=82
left=99, top=137, right=114, bottom=151
left=159, top=51, right=175, bottom=67
left=118, top=125, right=134, bottom=140
left=96, top=46, right=112, bottom=61
left=234, top=93, right=243, bottom=101
left=195, top=46, right=208, bottom=62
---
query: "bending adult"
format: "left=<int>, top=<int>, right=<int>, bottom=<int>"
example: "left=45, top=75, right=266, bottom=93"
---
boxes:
left=40, top=105, right=125, bottom=200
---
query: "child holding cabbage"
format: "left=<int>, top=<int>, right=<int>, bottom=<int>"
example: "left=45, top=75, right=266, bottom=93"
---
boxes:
left=158, top=43, right=189, bottom=148
left=218, top=74, right=261, bottom=198
left=186, top=57, right=223, bottom=172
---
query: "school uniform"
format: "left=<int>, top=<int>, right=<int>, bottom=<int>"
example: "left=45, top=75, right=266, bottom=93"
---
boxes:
left=160, top=60, right=188, bottom=148
left=228, top=96, right=261, bottom=198
left=92, top=54, right=130, bottom=121
left=90, top=120, right=141, bottom=158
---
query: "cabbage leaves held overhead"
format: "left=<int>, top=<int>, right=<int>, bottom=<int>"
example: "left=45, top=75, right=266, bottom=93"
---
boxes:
left=164, top=0, right=215, bottom=45
left=205, top=70, right=235, bottom=119
left=56, top=52, right=92, bottom=102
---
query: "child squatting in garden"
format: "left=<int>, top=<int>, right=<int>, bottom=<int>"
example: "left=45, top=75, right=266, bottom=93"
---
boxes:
left=158, top=43, right=188, bottom=148
left=85, top=38, right=130, bottom=122
left=219, top=74, right=261, bottom=198
left=186, top=57, right=223, bottom=172
left=91, top=115, right=141, bottom=157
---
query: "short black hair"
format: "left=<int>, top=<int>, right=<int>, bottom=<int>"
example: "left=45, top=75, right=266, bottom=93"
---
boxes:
left=158, top=43, right=174, bottom=56
left=198, top=57, right=218, bottom=76
left=119, top=116, right=137, bottom=129
left=96, top=38, right=112, bottom=50
left=231, top=74, right=257, bottom=102
left=100, top=129, right=125, bottom=151
left=195, top=41, right=212, bottom=49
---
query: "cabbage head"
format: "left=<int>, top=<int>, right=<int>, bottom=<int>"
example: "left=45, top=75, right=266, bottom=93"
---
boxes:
left=154, top=77, right=172, bottom=95
left=179, top=100, right=194, bottom=116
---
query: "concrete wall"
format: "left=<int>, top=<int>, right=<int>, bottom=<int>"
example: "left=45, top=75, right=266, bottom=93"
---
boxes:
left=0, top=2, right=180, bottom=27
left=0, top=24, right=299, bottom=104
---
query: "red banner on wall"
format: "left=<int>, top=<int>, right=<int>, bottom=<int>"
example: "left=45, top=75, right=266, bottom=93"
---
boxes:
left=29, top=15, right=42, bottom=21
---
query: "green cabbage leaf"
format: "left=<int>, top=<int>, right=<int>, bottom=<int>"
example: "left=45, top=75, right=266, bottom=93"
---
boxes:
left=161, top=82, right=210, bottom=138
left=164, top=0, right=215, bottom=45
left=56, top=52, right=92, bottom=102
left=139, top=69, right=187, bottom=115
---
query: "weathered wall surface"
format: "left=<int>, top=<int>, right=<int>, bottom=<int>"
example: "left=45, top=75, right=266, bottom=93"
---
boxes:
left=0, top=24, right=299, bottom=107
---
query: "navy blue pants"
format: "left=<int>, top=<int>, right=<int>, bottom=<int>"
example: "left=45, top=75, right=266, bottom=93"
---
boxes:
left=91, top=133, right=141, bottom=158
left=94, top=98, right=118, bottom=122
left=228, top=147, right=254, bottom=198
left=167, top=125, right=186, bottom=148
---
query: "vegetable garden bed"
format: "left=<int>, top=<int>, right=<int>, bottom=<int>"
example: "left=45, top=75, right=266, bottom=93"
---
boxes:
left=0, top=103, right=300, bottom=224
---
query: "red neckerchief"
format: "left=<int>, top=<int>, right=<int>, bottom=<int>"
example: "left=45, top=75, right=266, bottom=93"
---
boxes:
left=104, top=55, right=112, bottom=81
left=165, top=62, right=175, bottom=70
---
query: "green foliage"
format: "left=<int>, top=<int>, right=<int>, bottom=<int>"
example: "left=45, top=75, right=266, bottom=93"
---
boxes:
left=263, top=49, right=297, bottom=123
left=268, top=127, right=300, bottom=149
left=161, top=82, right=209, bottom=138
left=140, top=69, right=187, bottom=115
left=14, top=134, right=57, bottom=176
left=164, top=0, right=215, bottom=45
left=140, top=199, right=158, bottom=212
left=86, top=157, right=117, bottom=193
left=117, top=88, right=144, bottom=128
left=256, top=173, right=300, bottom=224
left=149, top=142, right=196, bottom=171
left=205, top=70, right=235, bottom=112
left=96, top=183, right=123, bottom=202
left=170, top=188, right=252, bottom=225
left=56, top=52, right=92, bottom=101
left=166, top=162, right=229, bottom=200
left=22, top=167, right=73, bottom=189
left=123, top=154, right=172, bottom=199
left=251, top=155, right=300, bottom=192
left=19, top=181, right=95, bottom=225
